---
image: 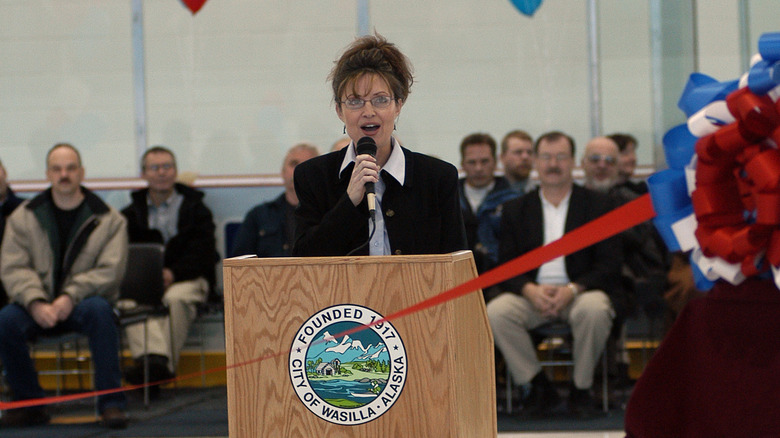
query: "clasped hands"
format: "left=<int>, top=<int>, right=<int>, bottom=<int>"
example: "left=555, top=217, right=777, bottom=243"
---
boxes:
left=29, top=294, right=74, bottom=329
left=523, top=283, right=575, bottom=318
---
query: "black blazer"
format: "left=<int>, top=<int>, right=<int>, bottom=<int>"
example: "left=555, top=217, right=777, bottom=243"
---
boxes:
left=293, top=145, right=468, bottom=256
left=499, top=184, right=627, bottom=317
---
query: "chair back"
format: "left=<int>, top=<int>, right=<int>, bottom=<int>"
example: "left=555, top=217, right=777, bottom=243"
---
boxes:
left=120, top=243, right=166, bottom=306
left=224, top=220, right=242, bottom=258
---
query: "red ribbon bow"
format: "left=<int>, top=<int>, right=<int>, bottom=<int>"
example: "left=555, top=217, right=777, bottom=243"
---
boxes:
left=693, top=86, right=780, bottom=276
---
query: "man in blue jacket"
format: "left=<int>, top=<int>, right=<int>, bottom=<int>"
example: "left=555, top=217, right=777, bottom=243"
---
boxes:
left=457, top=133, right=521, bottom=285
left=230, top=142, right=319, bottom=257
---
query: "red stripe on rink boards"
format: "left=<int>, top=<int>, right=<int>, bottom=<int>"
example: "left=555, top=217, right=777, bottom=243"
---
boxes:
left=0, top=194, right=656, bottom=411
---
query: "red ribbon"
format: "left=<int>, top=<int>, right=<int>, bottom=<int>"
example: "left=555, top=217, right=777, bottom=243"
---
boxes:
left=0, top=195, right=657, bottom=412
left=726, top=87, right=779, bottom=137
left=712, top=123, right=757, bottom=155
left=696, top=135, right=732, bottom=164
left=692, top=182, right=744, bottom=218
left=746, top=149, right=780, bottom=190
left=696, top=159, right=735, bottom=184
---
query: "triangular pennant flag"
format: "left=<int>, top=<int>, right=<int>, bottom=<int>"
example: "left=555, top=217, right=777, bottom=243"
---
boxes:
left=508, top=0, right=543, bottom=17
left=181, top=0, right=208, bottom=15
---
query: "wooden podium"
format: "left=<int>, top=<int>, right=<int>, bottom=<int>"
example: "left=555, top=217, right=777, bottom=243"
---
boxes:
left=222, top=250, right=496, bottom=437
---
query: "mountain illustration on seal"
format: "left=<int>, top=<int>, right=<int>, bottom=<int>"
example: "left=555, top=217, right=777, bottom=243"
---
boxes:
left=307, top=330, right=389, bottom=364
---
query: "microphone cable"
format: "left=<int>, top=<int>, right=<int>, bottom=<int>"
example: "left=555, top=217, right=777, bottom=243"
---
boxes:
left=346, top=214, right=377, bottom=256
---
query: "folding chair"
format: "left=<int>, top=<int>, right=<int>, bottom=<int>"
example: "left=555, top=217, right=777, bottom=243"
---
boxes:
left=33, top=333, right=94, bottom=398
left=28, top=332, right=98, bottom=417
left=115, top=242, right=174, bottom=408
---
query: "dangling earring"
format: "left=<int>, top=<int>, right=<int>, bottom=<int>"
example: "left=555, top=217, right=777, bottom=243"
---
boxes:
left=393, top=123, right=397, bottom=131
left=343, top=125, right=346, bottom=134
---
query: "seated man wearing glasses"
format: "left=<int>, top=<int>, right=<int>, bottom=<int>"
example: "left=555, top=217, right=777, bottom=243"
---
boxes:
left=580, top=136, right=620, bottom=192
left=487, top=131, right=624, bottom=419
left=581, top=136, right=669, bottom=385
left=580, top=135, right=668, bottom=291
left=121, top=146, right=218, bottom=392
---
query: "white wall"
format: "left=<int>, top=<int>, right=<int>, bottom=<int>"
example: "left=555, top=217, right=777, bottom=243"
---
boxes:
left=0, top=2, right=135, bottom=178
left=599, top=1, right=653, bottom=160
left=1, top=1, right=778, bottom=181
left=697, top=0, right=742, bottom=79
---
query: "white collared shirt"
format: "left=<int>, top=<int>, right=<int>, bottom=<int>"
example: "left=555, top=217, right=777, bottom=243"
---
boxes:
left=339, top=137, right=406, bottom=255
left=535, top=188, right=572, bottom=285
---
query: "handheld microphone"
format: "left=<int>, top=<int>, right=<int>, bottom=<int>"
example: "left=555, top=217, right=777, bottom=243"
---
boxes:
left=355, top=136, right=378, bottom=218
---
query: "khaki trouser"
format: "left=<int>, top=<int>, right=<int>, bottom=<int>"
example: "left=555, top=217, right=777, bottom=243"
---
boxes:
left=487, top=290, right=614, bottom=389
left=125, top=277, right=208, bottom=372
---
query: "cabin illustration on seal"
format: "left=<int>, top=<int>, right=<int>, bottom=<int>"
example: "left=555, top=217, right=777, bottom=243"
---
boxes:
left=315, top=358, right=341, bottom=376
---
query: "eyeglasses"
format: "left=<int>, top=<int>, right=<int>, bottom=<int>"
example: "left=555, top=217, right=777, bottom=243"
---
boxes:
left=340, top=95, right=394, bottom=110
left=145, top=163, right=175, bottom=172
left=536, top=153, right=571, bottom=162
left=586, top=154, right=617, bottom=165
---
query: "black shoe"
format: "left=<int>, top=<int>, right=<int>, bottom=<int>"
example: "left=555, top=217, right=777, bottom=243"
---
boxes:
left=147, top=362, right=175, bottom=382
left=124, top=363, right=144, bottom=385
left=568, top=384, right=601, bottom=419
left=522, top=372, right=560, bottom=417
left=124, top=354, right=175, bottom=385
left=0, top=407, right=50, bottom=428
left=101, top=407, right=128, bottom=429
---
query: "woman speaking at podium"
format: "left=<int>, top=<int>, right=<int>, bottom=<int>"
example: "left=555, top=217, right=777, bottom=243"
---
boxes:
left=292, top=34, right=467, bottom=257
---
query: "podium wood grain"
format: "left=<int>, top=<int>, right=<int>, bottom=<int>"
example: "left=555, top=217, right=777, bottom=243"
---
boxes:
left=223, top=251, right=496, bottom=437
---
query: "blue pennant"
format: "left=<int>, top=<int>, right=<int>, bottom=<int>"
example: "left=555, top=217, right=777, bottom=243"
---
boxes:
left=509, top=0, right=544, bottom=17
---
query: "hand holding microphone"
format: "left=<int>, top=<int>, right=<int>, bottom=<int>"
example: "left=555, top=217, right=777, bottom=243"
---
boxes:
left=351, top=136, right=379, bottom=218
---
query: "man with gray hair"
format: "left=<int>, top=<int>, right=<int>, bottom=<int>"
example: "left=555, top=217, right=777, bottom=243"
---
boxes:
left=583, top=135, right=669, bottom=387
left=231, top=142, right=319, bottom=257
left=581, top=136, right=620, bottom=193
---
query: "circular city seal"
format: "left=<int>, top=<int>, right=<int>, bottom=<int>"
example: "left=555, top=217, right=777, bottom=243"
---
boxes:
left=288, top=304, right=408, bottom=426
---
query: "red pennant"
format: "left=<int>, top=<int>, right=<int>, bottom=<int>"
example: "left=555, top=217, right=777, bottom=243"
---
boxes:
left=181, top=0, right=207, bottom=14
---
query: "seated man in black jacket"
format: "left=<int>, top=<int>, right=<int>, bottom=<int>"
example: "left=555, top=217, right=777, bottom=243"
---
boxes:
left=487, top=132, right=623, bottom=419
left=122, top=146, right=217, bottom=385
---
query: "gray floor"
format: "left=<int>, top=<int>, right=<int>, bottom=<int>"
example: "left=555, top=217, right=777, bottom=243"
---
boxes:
left=1, top=386, right=228, bottom=438
left=1, top=384, right=628, bottom=437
